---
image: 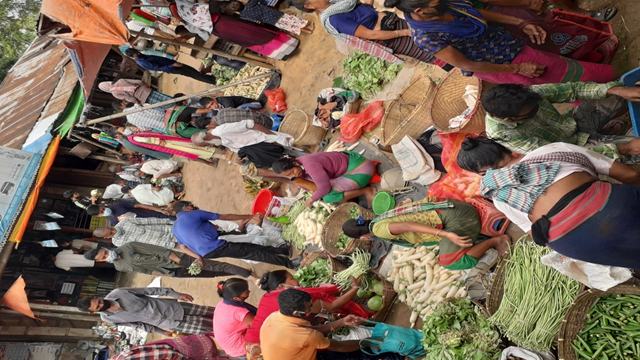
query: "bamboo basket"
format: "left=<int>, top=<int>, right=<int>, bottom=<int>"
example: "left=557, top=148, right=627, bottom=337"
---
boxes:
left=380, top=76, right=437, bottom=146
left=350, top=271, right=397, bottom=322
left=299, top=250, right=347, bottom=277
left=278, top=109, right=327, bottom=146
left=557, top=284, right=640, bottom=360
left=322, top=203, right=376, bottom=257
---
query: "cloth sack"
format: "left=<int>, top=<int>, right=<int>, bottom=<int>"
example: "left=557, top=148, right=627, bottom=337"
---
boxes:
left=540, top=252, right=633, bottom=291
left=500, top=346, right=555, bottom=360
left=391, top=135, right=441, bottom=186
left=359, top=320, right=426, bottom=359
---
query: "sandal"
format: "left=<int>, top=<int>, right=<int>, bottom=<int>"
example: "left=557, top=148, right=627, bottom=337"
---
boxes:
left=591, top=7, right=617, bottom=22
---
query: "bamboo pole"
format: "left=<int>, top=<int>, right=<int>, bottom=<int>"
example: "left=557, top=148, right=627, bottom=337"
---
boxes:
left=130, top=31, right=275, bottom=69
left=84, top=72, right=273, bottom=125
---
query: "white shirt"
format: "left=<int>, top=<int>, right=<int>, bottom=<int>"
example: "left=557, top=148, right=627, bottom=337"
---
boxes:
left=140, top=160, right=179, bottom=179
left=104, top=184, right=125, bottom=199
left=71, top=240, right=99, bottom=249
left=54, top=250, right=95, bottom=271
left=131, top=184, right=175, bottom=206
left=494, top=142, right=615, bottom=232
left=210, top=120, right=294, bottom=153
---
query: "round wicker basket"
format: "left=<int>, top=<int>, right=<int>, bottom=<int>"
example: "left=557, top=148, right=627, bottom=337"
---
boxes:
left=557, top=284, right=640, bottom=360
left=350, top=271, right=397, bottom=322
left=322, top=203, right=376, bottom=257
left=299, top=250, right=348, bottom=276
left=428, top=69, right=489, bottom=135
left=278, top=109, right=327, bottom=146
left=380, top=76, right=437, bottom=146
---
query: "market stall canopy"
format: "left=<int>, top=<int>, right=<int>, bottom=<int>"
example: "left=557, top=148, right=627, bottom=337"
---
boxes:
left=40, top=0, right=134, bottom=45
left=65, top=41, right=113, bottom=97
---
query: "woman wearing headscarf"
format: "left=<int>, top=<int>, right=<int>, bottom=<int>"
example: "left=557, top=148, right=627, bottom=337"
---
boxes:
left=98, top=79, right=172, bottom=109
left=173, top=0, right=299, bottom=61
left=383, top=0, right=614, bottom=85
left=288, top=0, right=451, bottom=68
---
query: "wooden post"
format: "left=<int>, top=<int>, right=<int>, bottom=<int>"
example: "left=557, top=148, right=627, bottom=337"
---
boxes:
left=131, top=31, right=275, bottom=69
left=84, top=72, right=273, bottom=125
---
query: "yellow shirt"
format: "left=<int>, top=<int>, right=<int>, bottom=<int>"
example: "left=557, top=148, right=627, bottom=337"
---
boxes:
left=260, top=312, right=331, bottom=360
left=371, top=197, right=443, bottom=244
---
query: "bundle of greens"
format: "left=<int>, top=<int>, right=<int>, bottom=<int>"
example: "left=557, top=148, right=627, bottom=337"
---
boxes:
left=187, top=262, right=202, bottom=275
left=490, top=240, right=581, bottom=351
left=333, top=249, right=371, bottom=290
left=209, top=63, right=239, bottom=86
left=422, top=299, right=501, bottom=360
left=327, top=314, right=352, bottom=339
left=573, top=294, right=640, bottom=359
left=282, top=201, right=308, bottom=249
left=342, top=51, right=402, bottom=99
left=336, top=232, right=352, bottom=250
left=294, top=258, right=332, bottom=288
left=347, top=206, right=360, bottom=219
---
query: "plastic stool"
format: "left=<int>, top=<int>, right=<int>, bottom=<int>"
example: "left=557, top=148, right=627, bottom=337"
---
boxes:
left=369, top=161, right=382, bottom=184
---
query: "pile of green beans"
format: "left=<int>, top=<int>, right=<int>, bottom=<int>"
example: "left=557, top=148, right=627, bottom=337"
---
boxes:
left=490, top=241, right=581, bottom=351
left=574, top=294, right=640, bottom=359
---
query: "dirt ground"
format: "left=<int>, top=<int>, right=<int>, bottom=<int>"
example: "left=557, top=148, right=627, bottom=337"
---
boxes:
left=121, top=0, right=640, bottom=345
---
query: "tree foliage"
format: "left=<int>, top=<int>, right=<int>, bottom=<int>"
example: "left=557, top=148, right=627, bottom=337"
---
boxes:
left=0, top=0, right=41, bottom=82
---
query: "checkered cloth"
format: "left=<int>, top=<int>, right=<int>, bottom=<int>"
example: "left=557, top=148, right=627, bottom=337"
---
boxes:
left=213, top=108, right=273, bottom=129
left=481, top=152, right=596, bottom=213
left=146, top=90, right=173, bottom=111
left=171, top=303, right=215, bottom=334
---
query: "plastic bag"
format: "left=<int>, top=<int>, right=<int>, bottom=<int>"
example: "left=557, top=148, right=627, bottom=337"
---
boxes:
left=500, top=346, right=555, bottom=360
left=265, top=88, right=287, bottom=113
left=540, top=252, right=633, bottom=291
left=391, top=135, right=441, bottom=186
left=331, top=327, right=373, bottom=341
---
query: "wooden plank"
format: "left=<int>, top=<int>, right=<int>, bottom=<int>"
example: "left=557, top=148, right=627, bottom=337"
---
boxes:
left=0, top=326, right=26, bottom=335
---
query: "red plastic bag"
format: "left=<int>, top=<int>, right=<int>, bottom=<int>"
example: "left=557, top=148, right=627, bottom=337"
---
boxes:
left=338, top=101, right=384, bottom=143
left=265, top=88, right=287, bottom=113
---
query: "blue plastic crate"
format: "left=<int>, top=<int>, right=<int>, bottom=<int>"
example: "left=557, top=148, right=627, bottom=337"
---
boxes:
left=620, top=66, right=640, bottom=137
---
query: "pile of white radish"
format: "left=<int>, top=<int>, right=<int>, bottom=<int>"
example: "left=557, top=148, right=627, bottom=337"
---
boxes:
left=292, top=201, right=334, bottom=248
left=224, top=65, right=271, bottom=97
left=387, top=246, right=468, bottom=328
left=325, top=141, right=366, bottom=155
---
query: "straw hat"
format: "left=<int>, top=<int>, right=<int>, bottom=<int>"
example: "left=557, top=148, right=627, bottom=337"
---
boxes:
left=428, top=69, right=490, bottom=134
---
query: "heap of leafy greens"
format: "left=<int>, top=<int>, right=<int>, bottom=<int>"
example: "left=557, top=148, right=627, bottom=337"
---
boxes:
left=294, top=258, right=332, bottom=287
left=209, top=64, right=239, bottom=86
left=422, top=298, right=502, bottom=360
left=342, top=51, right=402, bottom=99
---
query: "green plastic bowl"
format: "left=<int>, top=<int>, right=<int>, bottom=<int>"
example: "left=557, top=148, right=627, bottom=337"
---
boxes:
left=372, top=192, right=395, bottom=215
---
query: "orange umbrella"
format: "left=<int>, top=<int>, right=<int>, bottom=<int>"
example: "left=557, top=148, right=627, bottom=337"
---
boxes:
left=40, top=0, right=134, bottom=45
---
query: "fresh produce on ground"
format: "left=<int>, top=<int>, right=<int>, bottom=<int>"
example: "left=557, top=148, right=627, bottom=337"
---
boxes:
left=335, top=206, right=363, bottom=250
left=282, top=200, right=335, bottom=250
left=325, top=141, right=360, bottom=153
left=387, top=246, right=466, bottom=328
left=573, top=294, right=640, bottom=360
left=208, top=63, right=239, bottom=86
left=490, top=240, right=581, bottom=352
left=422, top=298, right=502, bottom=360
left=187, top=262, right=202, bottom=275
left=327, top=314, right=352, bottom=339
left=294, top=258, right=332, bottom=288
left=342, top=51, right=402, bottom=99
left=223, top=65, right=271, bottom=98
left=333, top=249, right=371, bottom=290
left=242, top=178, right=273, bottom=196
left=282, top=201, right=307, bottom=249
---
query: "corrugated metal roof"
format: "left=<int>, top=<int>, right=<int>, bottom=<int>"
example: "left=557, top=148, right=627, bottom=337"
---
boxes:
left=0, top=36, right=74, bottom=149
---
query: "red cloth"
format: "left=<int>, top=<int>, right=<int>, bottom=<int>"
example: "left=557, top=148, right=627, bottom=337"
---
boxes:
left=338, top=101, right=384, bottom=143
left=427, top=132, right=482, bottom=201
left=244, top=285, right=369, bottom=343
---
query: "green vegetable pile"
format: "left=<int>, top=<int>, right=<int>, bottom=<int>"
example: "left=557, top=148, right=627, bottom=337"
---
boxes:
left=282, top=201, right=307, bottom=249
left=333, top=249, right=371, bottom=290
left=342, top=51, right=402, bottom=99
left=422, top=298, right=502, bottom=360
left=490, top=240, right=581, bottom=351
left=327, top=315, right=352, bottom=339
left=573, top=294, right=640, bottom=359
left=209, top=63, right=239, bottom=86
left=187, top=262, right=202, bottom=275
left=336, top=206, right=361, bottom=250
left=294, top=258, right=332, bottom=288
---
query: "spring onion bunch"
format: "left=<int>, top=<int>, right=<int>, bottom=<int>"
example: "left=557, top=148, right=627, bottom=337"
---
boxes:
left=333, top=249, right=371, bottom=290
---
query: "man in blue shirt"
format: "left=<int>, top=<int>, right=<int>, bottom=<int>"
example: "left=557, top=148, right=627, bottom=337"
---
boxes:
left=171, top=201, right=299, bottom=269
left=124, top=48, right=217, bottom=85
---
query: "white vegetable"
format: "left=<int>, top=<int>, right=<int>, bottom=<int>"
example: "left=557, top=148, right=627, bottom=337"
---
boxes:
left=346, top=142, right=360, bottom=151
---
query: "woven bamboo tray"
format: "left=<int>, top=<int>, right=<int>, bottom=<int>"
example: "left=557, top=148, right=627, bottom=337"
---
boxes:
left=557, top=284, right=640, bottom=360
left=380, top=76, right=436, bottom=146
left=322, top=203, right=376, bottom=257
left=279, top=109, right=327, bottom=146
left=299, top=250, right=348, bottom=277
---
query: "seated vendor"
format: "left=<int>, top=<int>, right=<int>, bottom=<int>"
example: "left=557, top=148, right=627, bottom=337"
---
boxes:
left=272, top=152, right=377, bottom=207
left=314, top=88, right=359, bottom=130
left=165, top=105, right=210, bottom=138
left=289, top=0, right=452, bottom=69
left=342, top=197, right=510, bottom=270
left=245, top=270, right=366, bottom=360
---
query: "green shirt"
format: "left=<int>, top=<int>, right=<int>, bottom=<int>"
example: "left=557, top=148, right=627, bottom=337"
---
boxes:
left=113, top=242, right=180, bottom=275
left=176, top=125, right=206, bottom=139
left=485, top=81, right=624, bottom=160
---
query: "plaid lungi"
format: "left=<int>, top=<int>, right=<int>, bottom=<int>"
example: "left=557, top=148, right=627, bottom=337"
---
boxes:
left=171, top=303, right=215, bottom=334
left=147, top=90, right=173, bottom=111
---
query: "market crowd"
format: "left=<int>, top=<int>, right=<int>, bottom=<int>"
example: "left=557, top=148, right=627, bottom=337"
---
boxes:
left=50, top=0, right=640, bottom=359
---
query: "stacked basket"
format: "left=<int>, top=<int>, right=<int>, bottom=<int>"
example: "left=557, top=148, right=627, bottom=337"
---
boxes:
left=278, top=109, right=327, bottom=146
